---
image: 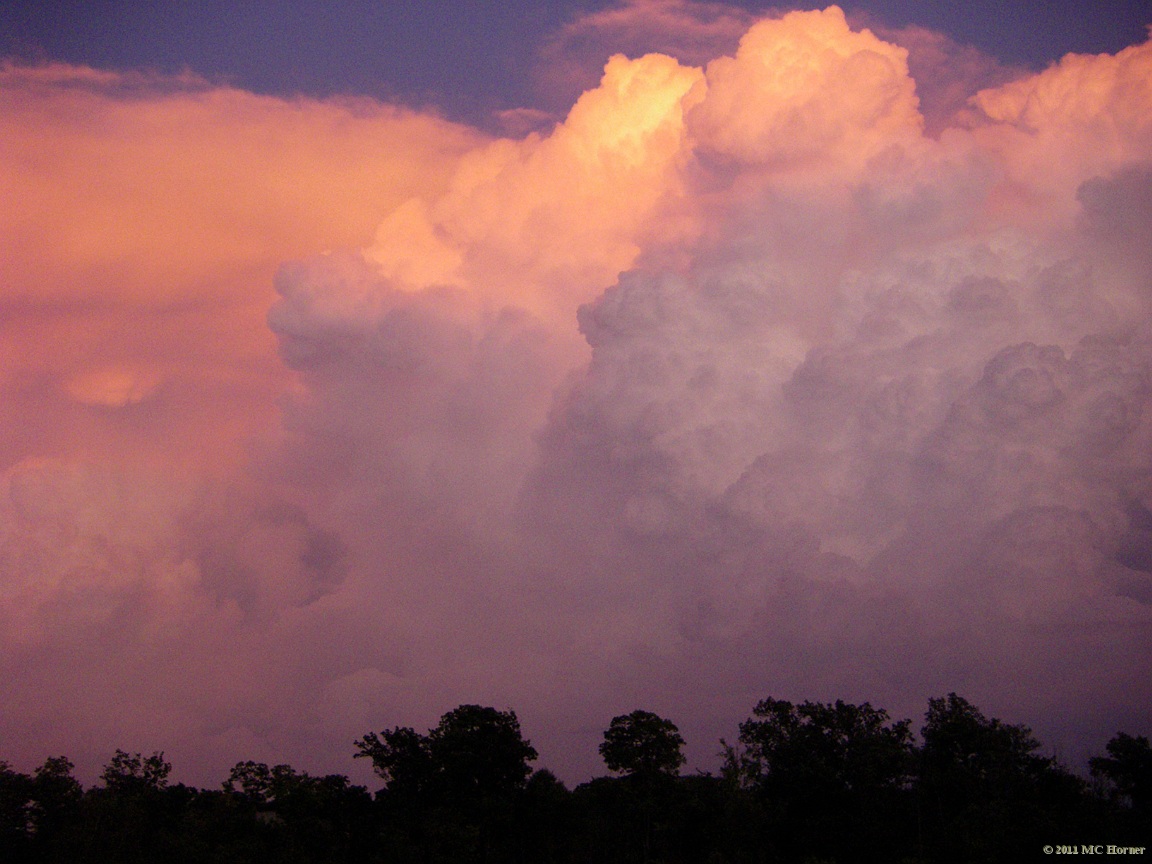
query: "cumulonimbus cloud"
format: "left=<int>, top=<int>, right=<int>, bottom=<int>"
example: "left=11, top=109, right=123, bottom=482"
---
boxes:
left=2, top=5, right=1151, bottom=785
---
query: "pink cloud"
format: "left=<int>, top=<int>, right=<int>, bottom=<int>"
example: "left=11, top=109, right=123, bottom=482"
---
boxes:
left=860, top=22, right=1028, bottom=136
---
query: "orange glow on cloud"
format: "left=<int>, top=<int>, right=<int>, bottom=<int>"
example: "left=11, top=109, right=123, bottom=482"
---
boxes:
left=0, top=61, right=481, bottom=470
left=0, top=62, right=481, bottom=306
left=967, top=38, right=1152, bottom=225
left=688, top=7, right=923, bottom=172
left=64, top=365, right=162, bottom=407
left=366, top=50, right=704, bottom=325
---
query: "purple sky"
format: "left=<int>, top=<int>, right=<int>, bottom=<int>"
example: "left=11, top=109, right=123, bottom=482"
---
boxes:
left=2, top=2, right=1151, bottom=789
left=3, top=1, right=1149, bottom=122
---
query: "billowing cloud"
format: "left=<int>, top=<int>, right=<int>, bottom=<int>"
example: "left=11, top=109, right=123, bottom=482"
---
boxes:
left=855, top=22, right=1027, bottom=136
left=0, top=61, right=481, bottom=777
left=688, top=7, right=924, bottom=171
left=536, top=0, right=754, bottom=114
left=0, top=61, right=481, bottom=469
left=2, top=6, right=1152, bottom=786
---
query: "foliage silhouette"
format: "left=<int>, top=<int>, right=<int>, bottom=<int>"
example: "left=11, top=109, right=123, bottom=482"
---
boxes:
left=1091, top=732, right=1152, bottom=810
left=1089, top=732, right=1152, bottom=838
left=736, top=696, right=916, bottom=862
left=100, top=750, right=171, bottom=796
left=355, top=704, right=538, bottom=862
left=918, top=693, right=1092, bottom=863
left=600, top=709, right=686, bottom=778
left=0, top=696, right=1144, bottom=863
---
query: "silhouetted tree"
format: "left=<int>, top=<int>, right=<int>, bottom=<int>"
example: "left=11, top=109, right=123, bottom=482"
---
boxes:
left=427, top=705, right=537, bottom=809
left=0, top=693, right=1125, bottom=863
left=100, top=750, right=171, bottom=797
left=738, top=696, right=916, bottom=861
left=223, top=760, right=277, bottom=805
left=0, top=759, right=90, bottom=864
left=59, top=750, right=181, bottom=863
left=919, top=693, right=1088, bottom=863
left=356, top=704, right=538, bottom=862
left=354, top=726, right=434, bottom=802
left=1090, top=732, right=1152, bottom=810
left=520, top=769, right=573, bottom=864
left=576, top=710, right=698, bottom=864
left=1090, top=732, right=1152, bottom=837
left=27, top=756, right=82, bottom=860
left=0, top=761, right=32, bottom=862
left=600, top=710, right=686, bottom=778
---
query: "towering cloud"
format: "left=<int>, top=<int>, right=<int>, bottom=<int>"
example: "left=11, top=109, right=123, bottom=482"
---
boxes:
left=2, top=6, right=1150, bottom=784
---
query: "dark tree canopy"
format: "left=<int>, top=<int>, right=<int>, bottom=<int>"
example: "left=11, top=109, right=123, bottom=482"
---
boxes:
left=354, top=726, right=435, bottom=799
left=599, top=710, right=686, bottom=777
left=922, top=693, right=1042, bottom=766
left=0, top=697, right=1146, bottom=864
left=1090, top=732, right=1152, bottom=810
left=428, top=704, right=538, bottom=800
left=223, top=760, right=277, bottom=804
left=0, top=760, right=32, bottom=852
left=729, top=697, right=915, bottom=863
left=356, top=704, right=537, bottom=807
left=99, top=750, right=171, bottom=796
left=919, top=692, right=1058, bottom=800
left=738, top=696, right=913, bottom=796
left=918, top=693, right=1090, bottom=863
left=222, top=760, right=350, bottom=808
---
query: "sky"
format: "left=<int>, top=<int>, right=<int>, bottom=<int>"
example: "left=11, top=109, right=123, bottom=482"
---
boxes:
left=2, top=1, right=1151, bottom=788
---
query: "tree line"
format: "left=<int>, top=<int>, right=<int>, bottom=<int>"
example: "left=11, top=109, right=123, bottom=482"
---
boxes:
left=1, top=693, right=1148, bottom=863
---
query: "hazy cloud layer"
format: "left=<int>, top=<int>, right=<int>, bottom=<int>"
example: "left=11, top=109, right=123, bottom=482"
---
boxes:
left=2, top=5, right=1151, bottom=785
